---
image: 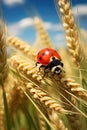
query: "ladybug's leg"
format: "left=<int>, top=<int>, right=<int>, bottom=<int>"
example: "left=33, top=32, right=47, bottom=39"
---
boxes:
left=39, top=65, right=45, bottom=71
left=36, top=62, right=46, bottom=69
left=38, top=65, right=46, bottom=80
left=44, top=64, right=51, bottom=73
left=44, top=64, right=49, bottom=70
left=35, top=61, right=40, bottom=66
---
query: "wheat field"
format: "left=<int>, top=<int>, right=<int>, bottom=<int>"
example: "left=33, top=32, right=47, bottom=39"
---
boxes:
left=0, top=0, right=87, bottom=130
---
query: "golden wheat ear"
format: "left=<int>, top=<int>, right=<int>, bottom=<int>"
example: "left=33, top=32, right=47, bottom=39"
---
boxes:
left=7, top=36, right=36, bottom=60
left=54, top=0, right=83, bottom=67
left=0, top=20, right=8, bottom=81
left=33, top=16, right=53, bottom=50
left=0, top=6, right=11, bottom=130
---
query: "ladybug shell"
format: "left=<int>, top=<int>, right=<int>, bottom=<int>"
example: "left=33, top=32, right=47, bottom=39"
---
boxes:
left=37, top=48, right=61, bottom=66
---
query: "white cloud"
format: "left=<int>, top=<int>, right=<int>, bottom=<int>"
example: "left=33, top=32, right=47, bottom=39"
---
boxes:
left=54, top=33, right=65, bottom=42
left=3, top=0, right=25, bottom=6
left=48, top=33, right=65, bottom=46
left=44, top=22, right=63, bottom=31
left=7, top=17, right=34, bottom=35
left=7, top=17, right=63, bottom=36
left=17, top=18, right=34, bottom=29
left=72, top=4, right=87, bottom=16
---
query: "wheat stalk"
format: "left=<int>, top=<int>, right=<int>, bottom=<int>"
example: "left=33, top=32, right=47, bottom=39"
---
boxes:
left=56, top=0, right=83, bottom=67
left=0, top=90, right=6, bottom=130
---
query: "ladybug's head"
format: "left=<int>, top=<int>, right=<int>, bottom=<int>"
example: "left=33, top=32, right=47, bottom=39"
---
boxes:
left=47, top=57, right=63, bottom=75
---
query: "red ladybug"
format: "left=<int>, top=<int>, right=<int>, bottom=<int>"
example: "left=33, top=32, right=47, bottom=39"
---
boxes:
left=36, top=48, right=63, bottom=75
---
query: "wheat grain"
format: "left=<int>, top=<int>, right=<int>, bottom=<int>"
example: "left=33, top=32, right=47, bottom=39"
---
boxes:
left=38, top=113, right=46, bottom=130
left=49, top=111, right=68, bottom=130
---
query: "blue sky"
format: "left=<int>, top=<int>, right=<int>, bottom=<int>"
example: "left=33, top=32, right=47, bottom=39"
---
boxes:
left=2, top=0, right=87, bottom=46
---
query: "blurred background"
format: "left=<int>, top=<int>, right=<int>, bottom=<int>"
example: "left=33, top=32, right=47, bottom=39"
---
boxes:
left=2, top=0, right=87, bottom=47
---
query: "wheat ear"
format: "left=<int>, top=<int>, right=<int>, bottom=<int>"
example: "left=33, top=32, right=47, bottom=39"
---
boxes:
left=57, top=0, right=83, bottom=67
left=33, top=16, right=53, bottom=49
left=7, top=36, right=36, bottom=59
left=59, top=73, right=87, bottom=101
left=46, top=71, right=86, bottom=130
left=0, top=20, right=8, bottom=81
left=25, top=82, right=68, bottom=130
left=26, top=82, right=66, bottom=113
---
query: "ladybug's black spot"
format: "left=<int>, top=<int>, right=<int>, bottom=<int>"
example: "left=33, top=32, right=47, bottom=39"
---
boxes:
left=39, top=56, right=42, bottom=60
left=42, top=52, right=45, bottom=56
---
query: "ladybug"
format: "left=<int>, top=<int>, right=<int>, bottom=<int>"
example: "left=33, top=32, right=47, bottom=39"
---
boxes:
left=36, top=48, right=63, bottom=75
